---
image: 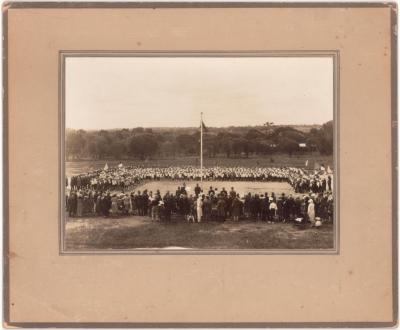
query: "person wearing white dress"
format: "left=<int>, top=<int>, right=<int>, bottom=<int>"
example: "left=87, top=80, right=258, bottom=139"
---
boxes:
left=196, top=197, right=203, bottom=222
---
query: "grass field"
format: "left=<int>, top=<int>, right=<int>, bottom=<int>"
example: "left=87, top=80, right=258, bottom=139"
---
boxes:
left=64, top=180, right=336, bottom=251
left=66, top=154, right=333, bottom=177
left=65, top=215, right=334, bottom=251
left=64, top=155, right=334, bottom=251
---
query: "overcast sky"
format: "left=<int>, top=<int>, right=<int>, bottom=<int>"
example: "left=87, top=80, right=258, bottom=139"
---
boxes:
left=65, top=56, right=333, bottom=129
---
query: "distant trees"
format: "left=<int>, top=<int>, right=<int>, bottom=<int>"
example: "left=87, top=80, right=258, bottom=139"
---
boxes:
left=65, top=121, right=333, bottom=160
left=278, top=138, right=299, bottom=156
left=127, top=134, right=159, bottom=160
left=66, top=129, right=87, bottom=159
left=176, top=134, right=198, bottom=155
left=307, top=121, right=333, bottom=155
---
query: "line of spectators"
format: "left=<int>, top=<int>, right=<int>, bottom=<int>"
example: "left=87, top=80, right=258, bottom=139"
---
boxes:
left=66, top=183, right=334, bottom=225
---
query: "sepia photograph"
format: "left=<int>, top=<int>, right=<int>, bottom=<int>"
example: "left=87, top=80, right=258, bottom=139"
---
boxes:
left=5, top=2, right=396, bottom=326
left=62, top=54, right=337, bottom=252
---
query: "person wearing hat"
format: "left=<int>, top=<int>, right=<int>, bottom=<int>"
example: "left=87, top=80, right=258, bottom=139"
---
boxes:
left=229, top=187, right=236, bottom=199
left=261, top=194, right=270, bottom=221
left=194, top=183, right=201, bottom=197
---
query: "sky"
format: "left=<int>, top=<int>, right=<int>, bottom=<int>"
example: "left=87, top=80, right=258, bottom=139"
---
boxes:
left=65, top=56, right=333, bottom=129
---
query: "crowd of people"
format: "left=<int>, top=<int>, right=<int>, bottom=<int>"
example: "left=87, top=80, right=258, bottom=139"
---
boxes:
left=67, top=165, right=333, bottom=194
left=65, top=165, right=334, bottom=225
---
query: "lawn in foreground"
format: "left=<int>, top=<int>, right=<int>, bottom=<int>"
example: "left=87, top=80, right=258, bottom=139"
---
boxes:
left=65, top=216, right=334, bottom=250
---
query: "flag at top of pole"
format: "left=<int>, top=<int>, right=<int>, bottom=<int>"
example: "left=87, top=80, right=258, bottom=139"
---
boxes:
left=201, top=117, right=208, bottom=132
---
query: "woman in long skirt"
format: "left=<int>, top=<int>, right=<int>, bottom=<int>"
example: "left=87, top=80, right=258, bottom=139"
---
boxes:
left=196, top=197, right=203, bottom=222
left=308, top=199, right=316, bottom=226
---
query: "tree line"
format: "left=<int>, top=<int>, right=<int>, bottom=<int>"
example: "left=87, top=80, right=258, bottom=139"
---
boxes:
left=66, top=121, right=333, bottom=160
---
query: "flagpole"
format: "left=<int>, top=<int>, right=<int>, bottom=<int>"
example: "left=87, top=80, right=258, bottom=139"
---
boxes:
left=200, top=112, right=203, bottom=182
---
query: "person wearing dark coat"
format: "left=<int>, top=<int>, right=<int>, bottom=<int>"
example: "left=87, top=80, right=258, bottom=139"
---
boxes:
left=77, top=176, right=82, bottom=189
left=142, top=190, right=149, bottom=216
left=261, top=195, right=270, bottom=221
left=277, top=194, right=285, bottom=221
left=231, top=194, right=243, bottom=221
left=68, top=192, right=77, bottom=217
left=180, top=184, right=187, bottom=195
left=244, top=193, right=251, bottom=218
left=300, top=199, right=307, bottom=222
left=104, top=193, right=111, bottom=217
left=180, top=194, right=191, bottom=219
left=65, top=195, right=69, bottom=212
left=285, top=195, right=295, bottom=221
left=70, top=176, right=77, bottom=190
left=77, top=194, right=83, bottom=217
left=251, top=194, right=261, bottom=220
left=202, top=196, right=212, bottom=221
left=294, top=197, right=302, bottom=218
left=163, top=192, right=173, bottom=222
left=322, top=179, right=327, bottom=192
left=225, top=195, right=233, bottom=219
left=137, top=191, right=143, bottom=215
left=217, top=197, right=227, bottom=221
left=130, top=193, right=137, bottom=215
left=194, top=184, right=201, bottom=197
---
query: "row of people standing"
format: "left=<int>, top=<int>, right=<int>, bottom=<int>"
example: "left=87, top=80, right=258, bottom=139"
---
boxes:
left=66, top=184, right=334, bottom=224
